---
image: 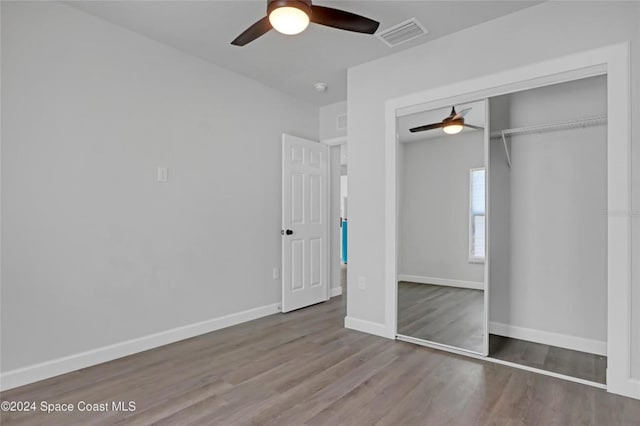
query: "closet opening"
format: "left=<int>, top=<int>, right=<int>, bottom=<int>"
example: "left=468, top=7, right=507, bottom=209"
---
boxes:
left=487, top=75, right=608, bottom=385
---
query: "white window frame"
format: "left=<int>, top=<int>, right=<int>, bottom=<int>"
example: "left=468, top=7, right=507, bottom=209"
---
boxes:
left=468, top=167, right=486, bottom=263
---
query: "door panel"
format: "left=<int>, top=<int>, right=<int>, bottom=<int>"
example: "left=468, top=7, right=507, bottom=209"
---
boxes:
left=282, top=134, right=329, bottom=312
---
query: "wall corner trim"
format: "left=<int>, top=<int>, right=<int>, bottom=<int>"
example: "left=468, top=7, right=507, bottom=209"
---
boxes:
left=0, top=303, right=280, bottom=392
left=344, top=316, right=394, bottom=339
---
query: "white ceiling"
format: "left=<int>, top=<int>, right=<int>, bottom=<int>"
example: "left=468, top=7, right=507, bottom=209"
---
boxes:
left=398, top=99, right=485, bottom=143
left=67, top=1, right=541, bottom=106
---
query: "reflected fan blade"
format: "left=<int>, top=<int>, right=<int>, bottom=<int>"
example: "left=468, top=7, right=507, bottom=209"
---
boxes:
left=410, top=122, right=443, bottom=133
left=453, top=107, right=471, bottom=120
left=231, top=16, right=272, bottom=46
left=464, top=123, right=484, bottom=130
left=310, top=5, right=380, bottom=34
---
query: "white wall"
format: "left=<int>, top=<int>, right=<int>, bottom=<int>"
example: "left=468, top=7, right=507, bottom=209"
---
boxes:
left=399, top=132, right=484, bottom=284
left=489, top=76, right=607, bottom=347
left=1, top=1, right=318, bottom=373
left=346, top=1, right=640, bottom=377
left=319, top=101, right=347, bottom=141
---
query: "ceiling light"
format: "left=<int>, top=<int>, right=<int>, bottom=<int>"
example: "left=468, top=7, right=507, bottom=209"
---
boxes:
left=443, top=119, right=464, bottom=135
left=269, top=5, right=310, bottom=35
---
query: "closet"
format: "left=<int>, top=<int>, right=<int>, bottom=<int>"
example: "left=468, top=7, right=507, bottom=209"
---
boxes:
left=487, top=75, right=608, bottom=384
left=395, top=75, right=608, bottom=386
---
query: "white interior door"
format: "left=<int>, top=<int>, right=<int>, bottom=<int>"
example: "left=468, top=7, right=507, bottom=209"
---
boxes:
left=282, top=134, right=329, bottom=312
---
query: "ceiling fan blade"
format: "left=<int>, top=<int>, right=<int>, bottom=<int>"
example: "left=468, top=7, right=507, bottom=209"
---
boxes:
left=453, top=107, right=472, bottom=120
left=310, top=5, right=380, bottom=34
left=231, top=16, right=272, bottom=46
left=464, top=123, right=484, bottom=130
left=410, top=122, right=443, bottom=133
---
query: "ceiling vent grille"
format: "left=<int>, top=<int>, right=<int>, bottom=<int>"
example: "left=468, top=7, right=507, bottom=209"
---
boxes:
left=376, top=18, right=428, bottom=47
left=336, top=114, right=347, bottom=130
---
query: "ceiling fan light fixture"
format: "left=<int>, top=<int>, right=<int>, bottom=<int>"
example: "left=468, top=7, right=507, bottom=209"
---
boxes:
left=268, top=1, right=311, bottom=35
left=232, top=0, right=379, bottom=46
left=443, top=119, right=464, bottom=135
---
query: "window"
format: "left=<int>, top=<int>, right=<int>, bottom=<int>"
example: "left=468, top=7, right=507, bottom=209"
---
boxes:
left=469, top=168, right=485, bottom=262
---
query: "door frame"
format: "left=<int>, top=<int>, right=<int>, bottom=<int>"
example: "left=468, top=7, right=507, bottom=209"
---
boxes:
left=384, top=42, right=636, bottom=398
left=323, top=137, right=348, bottom=298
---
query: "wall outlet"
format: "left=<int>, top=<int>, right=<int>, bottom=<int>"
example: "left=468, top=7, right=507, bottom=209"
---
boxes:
left=157, top=167, right=168, bottom=183
left=357, top=276, right=366, bottom=290
left=273, top=267, right=280, bottom=280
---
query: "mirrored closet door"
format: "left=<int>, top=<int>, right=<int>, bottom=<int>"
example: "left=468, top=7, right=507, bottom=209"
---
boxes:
left=396, top=99, right=488, bottom=355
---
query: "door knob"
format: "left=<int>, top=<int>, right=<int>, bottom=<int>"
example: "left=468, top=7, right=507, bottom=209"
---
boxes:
left=281, top=229, right=293, bottom=236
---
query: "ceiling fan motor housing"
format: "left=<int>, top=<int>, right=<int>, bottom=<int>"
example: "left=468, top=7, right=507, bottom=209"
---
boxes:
left=445, top=118, right=464, bottom=126
left=267, top=0, right=312, bottom=16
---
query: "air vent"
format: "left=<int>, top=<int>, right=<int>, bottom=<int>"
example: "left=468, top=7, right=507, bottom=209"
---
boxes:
left=336, top=114, right=347, bottom=130
left=376, top=18, right=428, bottom=47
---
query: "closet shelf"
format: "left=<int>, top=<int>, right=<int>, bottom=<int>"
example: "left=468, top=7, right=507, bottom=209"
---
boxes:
left=490, top=115, right=607, bottom=139
left=490, top=115, right=607, bottom=169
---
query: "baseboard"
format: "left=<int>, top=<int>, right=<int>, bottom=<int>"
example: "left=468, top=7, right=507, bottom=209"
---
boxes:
left=330, top=287, right=343, bottom=297
left=0, top=303, right=280, bottom=391
left=344, top=316, right=394, bottom=339
left=398, top=274, right=484, bottom=291
left=607, top=378, right=640, bottom=400
left=489, top=321, right=607, bottom=356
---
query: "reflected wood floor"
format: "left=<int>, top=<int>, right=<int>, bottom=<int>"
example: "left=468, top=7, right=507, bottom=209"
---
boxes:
left=2, top=295, right=639, bottom=425
left=490, top=335, right=607, bottom=384
left=397, top=281, right=484, bottom=353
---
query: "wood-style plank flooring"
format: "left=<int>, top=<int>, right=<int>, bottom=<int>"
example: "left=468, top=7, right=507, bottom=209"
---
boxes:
left=490, top=335, right=607, bottom=384
left=2, top=295, right=639, bottom=425
left=397, top=281, right=484, bottom=353
left=396, top=280, right=607, bottom=385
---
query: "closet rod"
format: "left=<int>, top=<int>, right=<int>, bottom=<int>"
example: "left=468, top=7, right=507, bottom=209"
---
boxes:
left=489, top=115, right=607, bottom=140
left=490, top=115, right=607, bottom=168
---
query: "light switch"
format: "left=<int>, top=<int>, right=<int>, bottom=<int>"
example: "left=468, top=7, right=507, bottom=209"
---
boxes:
left=157, top=167, right=168, bottom=183
left=358, top=276, right=366, bottom=290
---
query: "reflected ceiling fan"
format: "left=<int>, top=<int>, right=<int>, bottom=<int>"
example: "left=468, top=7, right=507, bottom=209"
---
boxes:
left=410, top=107, right=484, bottom=135
left=231, top=0, right=380, bottom=46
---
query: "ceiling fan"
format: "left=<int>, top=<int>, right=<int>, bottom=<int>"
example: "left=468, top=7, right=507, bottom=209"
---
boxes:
left=409, top=107, right=484, bottom=135
left=231, top=0, right=380, bottom=46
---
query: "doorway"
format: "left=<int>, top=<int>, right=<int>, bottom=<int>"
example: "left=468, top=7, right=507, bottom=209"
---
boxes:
left=340, top=173, right=348, bottom=294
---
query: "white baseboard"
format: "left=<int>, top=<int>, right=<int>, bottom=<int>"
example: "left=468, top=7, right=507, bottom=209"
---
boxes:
left=608, top=378, right=640, bottom=400
left=330, top=287, right=343, bottom=297
left=398, top=274, right=484, bottom=291
left=344, top=316, right=394, bottom=339
left=489, top=321, right=607, bottom=356
left=0, top=303, right=280, bottom=391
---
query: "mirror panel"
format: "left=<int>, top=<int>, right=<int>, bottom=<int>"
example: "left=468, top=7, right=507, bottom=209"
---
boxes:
left=396, top=99, right=487, bottom=354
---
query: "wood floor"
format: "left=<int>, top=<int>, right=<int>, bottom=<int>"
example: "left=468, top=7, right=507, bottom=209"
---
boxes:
left=2, top=295, right=639, bottom=425
left=397, top=281, right=484, bottom=353
left=396, top=281, right=607, bottom=385
left=490, top=335, right=607, bottom=384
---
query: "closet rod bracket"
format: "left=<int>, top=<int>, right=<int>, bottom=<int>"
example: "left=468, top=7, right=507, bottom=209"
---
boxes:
left=501, top=131, right=512, bottom=169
